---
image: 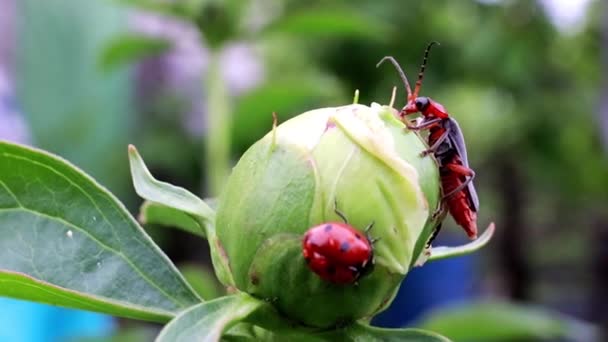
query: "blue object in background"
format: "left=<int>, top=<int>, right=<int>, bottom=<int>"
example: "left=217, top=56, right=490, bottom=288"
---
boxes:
left=372, top=236, right=476, bottom=328
left=0, top=298, right=114, bottom=342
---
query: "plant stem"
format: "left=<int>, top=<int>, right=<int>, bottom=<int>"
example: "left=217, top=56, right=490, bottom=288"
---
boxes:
left=205, top=51, right=231, bottom=197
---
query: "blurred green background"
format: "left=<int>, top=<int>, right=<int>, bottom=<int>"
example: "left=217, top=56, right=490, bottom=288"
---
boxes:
left=0, top=0, right=605, bottom=340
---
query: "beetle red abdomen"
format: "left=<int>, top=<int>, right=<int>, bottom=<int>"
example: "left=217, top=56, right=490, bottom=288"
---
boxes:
left=441, top=159, right=478, bottom=239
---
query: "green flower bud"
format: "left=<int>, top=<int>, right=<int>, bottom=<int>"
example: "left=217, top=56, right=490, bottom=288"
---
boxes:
left=216, top=102, right=440, bottom=328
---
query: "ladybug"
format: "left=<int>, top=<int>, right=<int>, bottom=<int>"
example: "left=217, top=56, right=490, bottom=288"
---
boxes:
left=302, top=220, right=375, bottom=285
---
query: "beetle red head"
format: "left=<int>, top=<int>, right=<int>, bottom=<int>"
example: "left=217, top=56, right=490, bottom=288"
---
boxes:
left=404, top=97, right=430, bottom=115
left=403, top=100, right=419, bottom=115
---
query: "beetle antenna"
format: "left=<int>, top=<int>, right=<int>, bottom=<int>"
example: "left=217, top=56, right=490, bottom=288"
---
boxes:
left=413, top=41, right=440, bottom=98
left=377, top=56, right=412, bottom=100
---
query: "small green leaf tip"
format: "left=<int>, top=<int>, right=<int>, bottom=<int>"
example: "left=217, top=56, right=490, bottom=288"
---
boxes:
left=128, top=144, right=215, bottom=224
left=428, top=222, right=495, bottom=262
left=389, top=86, right=397, bottom=108
left=271, top=112, right=278, bottom=151
left=353, top=89, right=360, bottom=104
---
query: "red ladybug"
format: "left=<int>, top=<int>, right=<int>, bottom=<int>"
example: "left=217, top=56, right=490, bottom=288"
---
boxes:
left=302, top=222, right=375, bottom=284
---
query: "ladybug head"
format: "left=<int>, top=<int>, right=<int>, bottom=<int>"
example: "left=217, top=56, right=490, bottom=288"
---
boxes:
left=357, top=252, right=375, bottom=280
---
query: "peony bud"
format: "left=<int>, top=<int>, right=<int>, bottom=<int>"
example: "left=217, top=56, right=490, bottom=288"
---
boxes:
left=215, top=102, right=440, bottom=327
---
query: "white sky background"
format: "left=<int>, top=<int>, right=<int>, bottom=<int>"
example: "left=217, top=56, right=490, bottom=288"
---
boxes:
left=478, top=0, right=594, bottom=33
left=539, top=0, right=594, bottom=33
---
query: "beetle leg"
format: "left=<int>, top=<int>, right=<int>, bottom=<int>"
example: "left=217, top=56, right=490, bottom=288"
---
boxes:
left=370, top=237, right=381, bottom=244
left=404, top=117, right=442, bottom=131
left=444, top=163, right=475, bottom=177
left=333, top=198, right=348, bottom=223
left=441, top=164, right=476, bottom=200
left=364, top=222, right=380, bottom=244
left=431, top=201, right=446, bottom=220
left=421, top=125, right=451, bottom=157
left=426, top=222, right=443, bottom=247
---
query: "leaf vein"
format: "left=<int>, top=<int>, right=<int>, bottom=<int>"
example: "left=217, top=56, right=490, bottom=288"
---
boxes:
left=1, top=152, right=196, bottom=306
left=0, top=206, right=187, bottom=308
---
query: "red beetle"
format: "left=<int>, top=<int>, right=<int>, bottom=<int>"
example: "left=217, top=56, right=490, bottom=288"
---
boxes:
left=378, top=42, right=479, bottom=240
left=302, top=206, right=375, bottom=284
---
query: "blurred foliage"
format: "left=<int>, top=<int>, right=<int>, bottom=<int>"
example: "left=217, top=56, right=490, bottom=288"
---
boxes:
left=178, top=263, right=225, bottom=301
left=11, top=0, right=605, bottom=338
left=73, top=326, right=158, bottom=342
left=417, top=301, right=597, bottom=341
left=260, top=6, right=390, bottom=40
left=99, top=34, right=172, bottom=71
left=15, top=0, right=133, bottom=196
left=114, top=0, right=198, bottom=20
left=106, top=0, right=606, bottom=313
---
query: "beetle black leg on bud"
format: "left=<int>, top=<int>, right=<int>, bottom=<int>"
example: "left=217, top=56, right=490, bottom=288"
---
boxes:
left=431, top=202, right=445, bottom=220
left=333, top=198, right=349, bottom=223
left=365, top=222, right=380, bottom=245
left=426, top=223, right=443, bottom=247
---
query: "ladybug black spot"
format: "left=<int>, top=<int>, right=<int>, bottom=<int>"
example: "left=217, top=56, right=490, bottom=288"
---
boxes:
left=355, top=234, right=361, bottom=240
left=324, top=224, right=333, bottom=232
left=340, top=241, right=350, bottom=252
left=327, top=265, right=336, bottom=275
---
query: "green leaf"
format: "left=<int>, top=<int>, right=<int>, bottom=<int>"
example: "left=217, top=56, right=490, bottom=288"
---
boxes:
left=156, top=293, right=265, bottom=342
left=203, top=197, right=219, bottom=211
left=0, top=141, right=201, bottom=321
left=227, top=320, right=450, bottom=341
left=417, top=301, right=593, bottom=341
left=139, top=200, right=205, bottom=238
left=262, top=7, right=389, bottom=40
left=319, top=322, right=451, bottom=341
left=128, top=145, right=215, bottom=235
left=223, top=324, right=270, bottom=342
left=128, top=145, right=234, bottom=287
left=0, top=270, right=171, bottom=322
left=428, top=223, right=495, bottom=262
left=99, top=34, right=172, bottom=71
